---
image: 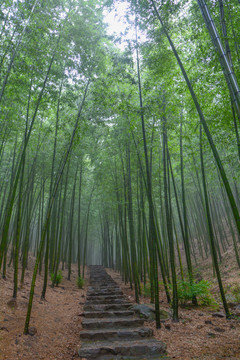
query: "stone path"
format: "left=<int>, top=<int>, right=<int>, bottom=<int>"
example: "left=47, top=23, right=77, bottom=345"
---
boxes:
left=78, top=265, right=167, bottom=360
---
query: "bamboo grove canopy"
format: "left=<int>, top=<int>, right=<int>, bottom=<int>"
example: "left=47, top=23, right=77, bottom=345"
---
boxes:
left=0, top=0, right=239, bottom=332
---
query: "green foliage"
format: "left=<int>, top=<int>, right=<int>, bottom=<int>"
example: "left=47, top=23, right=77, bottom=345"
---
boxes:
left=50, top=270, right=63, bottom=287
left=142, top=283, right=151, bottom=297
left=0, top=0, right=239, bottom=334
left=141, top=281, right=165, bottom=298
left=77, top=276, right=85, bottom=289
left=229, top=283, right=240, bottom=303
left=175, top=280, right=216, bottom=306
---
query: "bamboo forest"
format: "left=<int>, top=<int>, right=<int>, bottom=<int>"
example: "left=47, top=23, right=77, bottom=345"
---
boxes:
left=0, top=0, right=240, bottom=359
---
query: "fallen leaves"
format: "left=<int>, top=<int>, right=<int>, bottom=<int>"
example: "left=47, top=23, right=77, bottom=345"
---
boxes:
left=0, top=263, right=88, bottom=360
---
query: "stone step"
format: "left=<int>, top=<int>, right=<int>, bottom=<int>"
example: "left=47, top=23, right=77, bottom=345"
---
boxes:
left=86, top=295, right=125, bottom=301
left=83, top=310, right=135, bottom=318
left=84, top=303, right=133, bottom=312
left=90, top=278, right=114, bottom=280
left=88, top=289, right=121, bottom=294
left=82, top=317, right=144, bottom=329
left=90, top=356, right=170, bottom=360
left=89, top=282, right=118, bottom=285
left=88, top=287, right=122, bottom=292
left=78, top=339, right=167, bottom=359
left=87, top=291, right=123, bottom=296
left=86, top=299, right=128, bottom=305
left=89, top=286, right=119, bottom=291
left=89, top=280, right=115, bottom=282
left=87, top=288, right=122, bottom=296
left=80, top=327, right=153, bottom=341
left=79, top=266, right=167, bottom=360
left=90, top=281, right=119, bottom=290
left=90, top=278, right=116, bottom=280
left=89, top=278, right=116, bottom=281
left=89, top=287, right=120, bottom=291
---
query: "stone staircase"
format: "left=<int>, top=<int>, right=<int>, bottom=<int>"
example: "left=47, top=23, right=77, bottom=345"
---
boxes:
left=78, top=265, right=167, bottom=360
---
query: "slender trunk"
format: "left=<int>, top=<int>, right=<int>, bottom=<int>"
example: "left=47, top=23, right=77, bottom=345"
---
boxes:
left=126, top=142, right=139, bottom=303
left=77, top=161, right=83, bottom=278
left=162, top=115, right=178, bottom=321
left=68, top=165, right=78, bottom=280
left=83, top=186, right=94, bottom=278
left=197, top=0, right=240, bottom=117
left=136, top=24, right=160, bottom=327
left=180, top=120, right=197, bottom=305
left=149, top=0, right=240, bottom=239
left=200, top=125, right=230, bottom=318
left=24, top=79, right=90, bottom=334
left=0, top=30, right=62, bottom=269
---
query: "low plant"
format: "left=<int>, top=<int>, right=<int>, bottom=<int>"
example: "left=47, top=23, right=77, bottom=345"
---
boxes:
left=229, top=283, right=240, bottom=303
left=140, top=282, right=152, bottom=297
left=175, top=279, right=216, bottom=306
left=50, top=270, right=63, bottom=287
left=77, top=276, right=85, bottom=289
left=141, top=281, right=165, bottom=298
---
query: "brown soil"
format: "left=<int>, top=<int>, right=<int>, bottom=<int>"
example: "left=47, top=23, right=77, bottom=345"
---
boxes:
left=0, top=259, right=87, bottom=360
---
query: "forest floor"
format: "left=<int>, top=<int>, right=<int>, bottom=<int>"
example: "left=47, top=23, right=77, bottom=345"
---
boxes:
left=0, top=260, right=88, bottom=360
left=0, top=246, right=239, bottom=360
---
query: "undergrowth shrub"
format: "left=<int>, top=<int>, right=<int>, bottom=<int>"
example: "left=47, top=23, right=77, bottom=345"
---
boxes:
left=143, top=283, right=151, bottom=297
left=50, top=270, right=63, bottom=287
left=175, top=279, right=216, bottom=306
left=141, top=279, right=216, bottom=306
left=77, top=276, right=85, bottom=289
left=229, top=283, right=240, bottom=302
left=141, top=281, right=164, bottom=298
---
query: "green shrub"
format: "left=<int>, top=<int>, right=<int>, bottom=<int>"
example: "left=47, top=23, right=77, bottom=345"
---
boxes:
left=139, top=282, right=152, bottom=297
left=175, top=279, right=216, bottom=306
left=143, top=283, right=151, bottom=297
left=229, top=283, right=240, bottom=302
left=77, top=276, right=85, bottom=289
left=141, top=281, right=164, bottom=298
left=50, top=270, right=63, bottom=287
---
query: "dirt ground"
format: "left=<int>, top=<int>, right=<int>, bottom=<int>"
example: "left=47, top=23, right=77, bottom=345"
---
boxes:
left=0, top=247, right=240, bottom=360
left=0, top=260, right=87, bottom=360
